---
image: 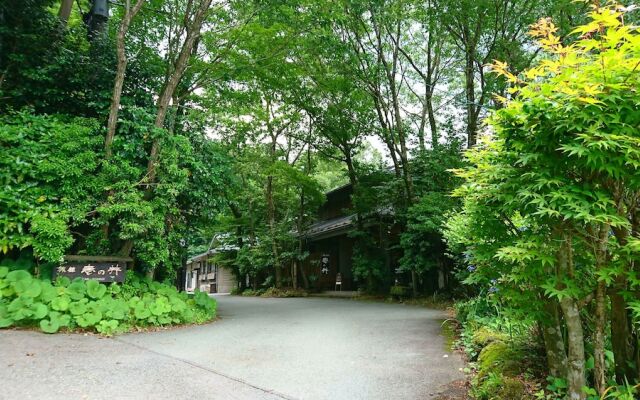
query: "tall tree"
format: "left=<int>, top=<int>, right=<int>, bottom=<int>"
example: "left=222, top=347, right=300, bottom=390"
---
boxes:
left=146, top=0, right=214, bottom=185
left=105, top=0, right=146, bottom=159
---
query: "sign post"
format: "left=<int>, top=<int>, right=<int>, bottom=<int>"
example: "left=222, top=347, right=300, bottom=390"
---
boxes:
left=54, top=255, right=132, bottom=283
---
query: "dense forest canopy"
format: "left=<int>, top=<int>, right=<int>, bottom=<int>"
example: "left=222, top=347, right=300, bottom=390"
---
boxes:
left=1, top=0, right=640, bottom=398
left=1, top=0, right=596, bottom=278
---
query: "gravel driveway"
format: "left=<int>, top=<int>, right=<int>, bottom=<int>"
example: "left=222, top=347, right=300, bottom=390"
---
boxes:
left=1, top=295, right=464, bottom=400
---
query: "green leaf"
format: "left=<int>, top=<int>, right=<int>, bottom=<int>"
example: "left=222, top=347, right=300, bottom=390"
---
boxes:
left=67, top=281, right=86, bottom=300
left=86, top=280, right=106, bottom=299
left=69, top=300, right=88, bottom=316
left=40, top=318, right=60, bottom=334
left=51, top=295, right=71, bottom=311
left=134, top=303, right=151, bottom=320
left=32, top=303, right=48, bottom=319
left=6, top=270, right=31, bottom=283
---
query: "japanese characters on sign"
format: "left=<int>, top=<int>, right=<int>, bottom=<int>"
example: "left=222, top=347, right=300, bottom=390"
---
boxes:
left=54, top=262, right=126, bottom=282
left=321, top=254, right=330, bottom=275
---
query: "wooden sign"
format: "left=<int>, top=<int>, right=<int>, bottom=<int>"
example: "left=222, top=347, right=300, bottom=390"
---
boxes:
left=55, top=256, right=130, bottom=283
left=321, top=254, right=330, bottom=274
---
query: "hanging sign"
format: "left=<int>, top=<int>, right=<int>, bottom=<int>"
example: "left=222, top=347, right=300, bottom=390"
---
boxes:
left=321, top=254, right=330, bottom=275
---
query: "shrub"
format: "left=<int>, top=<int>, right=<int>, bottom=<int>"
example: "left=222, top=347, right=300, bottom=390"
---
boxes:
left=472, top=327, right=508, bottom=351
left=473, top=372, right=530, bottom=400
left=477, top=341, right=525, bottom=380
left=0, top=268, right=216, bottom=335
left=472, top=341, right=530, bottom=400
left=241, top=289, right=261, bottom=296
left=260, top=287, right=308, bottom=298
left=389, top=285, right=408, bottom=299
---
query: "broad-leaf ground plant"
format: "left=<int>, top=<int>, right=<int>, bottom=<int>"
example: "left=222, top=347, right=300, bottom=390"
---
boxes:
left=0, top=268, right=216, bottom=335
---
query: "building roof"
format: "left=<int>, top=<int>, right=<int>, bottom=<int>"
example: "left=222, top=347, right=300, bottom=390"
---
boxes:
left=324, top=182, right=352, bottom=196
left=186, top=250, right=214, bottom=264
left=302, top=214, right=355, bottom=240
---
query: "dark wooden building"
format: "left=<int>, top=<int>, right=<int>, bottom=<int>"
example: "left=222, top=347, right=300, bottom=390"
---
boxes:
left=300, top=184, right=400, bottom=291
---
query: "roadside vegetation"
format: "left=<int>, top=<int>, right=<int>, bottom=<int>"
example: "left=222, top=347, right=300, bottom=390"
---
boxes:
left=236, top=287, right=309, bottom=298
left=445, top=6, right=640, bottom=399
left=1, top=1, right=639, bottom=399
left=0, top=265, right=216, bottom=335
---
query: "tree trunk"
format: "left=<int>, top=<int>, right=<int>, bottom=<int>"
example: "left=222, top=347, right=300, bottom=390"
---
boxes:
left=264, top=100, right=281, bottom=287
left=345, top=152, right=358, bottom=187
left=125, top=0, right=211, bottom=263
left=300, top=261, right=309, bottom=290
left=101, top=0, right=145, bottom=245
left=610, top=224, right=636, bottom=382
left=411, top=270, right=418, bottom=298
left=58, top=0, right=73, bottom=25
left=102, top=0, right=144, bottom=256
left=557, top=235, right=586, bottom=400
left=426, top=96, right=438, bottom=148
left=592, top=224, right=609, bottom=395
left=594, top=280, right=607, bottom=395
left=298, top=143, right=311, bottom=291
left=417, top=100, right=427, bottom=152
left=266, top=174, right=281, bottom=288
left=105, top=0, right=145, bottom=159
left=559, top=296, right=586, bottom=400
left=610, top=279, right=635, bottom=382
left=146, top=0, right=212, bottom=185
left=292, top=261, right=298, bottom=290
left=541, top=300, right=569, bottom=379
left=295, top=185, right=304, bottom=291
left=464, top=49, right=478, bottom=147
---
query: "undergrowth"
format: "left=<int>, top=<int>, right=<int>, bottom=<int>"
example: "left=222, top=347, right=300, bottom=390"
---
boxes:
left=0, top=268, right=216, bottom=335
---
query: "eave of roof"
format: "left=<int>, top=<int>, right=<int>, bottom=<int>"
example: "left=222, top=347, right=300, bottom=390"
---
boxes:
left=187, top=250, right=213, bottom=264
left=324, top=182, right=352, bottom=196
left=301, top=214, right=355, bottom=239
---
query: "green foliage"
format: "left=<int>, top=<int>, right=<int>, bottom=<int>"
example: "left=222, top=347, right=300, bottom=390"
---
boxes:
left=0, top=1, right=112, bottom=116
left=447, top=5, right=640, bottom=397
left=351, top=234, right=390, bottom=294
left=86, top=280, right=107, bottom=300
left=0, top=270, right=216, bottom=335
left=474, top=372, right=530, bottom=400
left=456, top=297, right=537, bottom=400
left=260, top=287, right=308, bottom=298
left=542, top=376, right=568, bottom=400
left=0, top=105, right=229, bottom=277
left=477, top=341, right=525, bottom=380
left=585, top=383, right=640, bottom=400
left=240, top=289, right=264, bottom=297
left=472, top=327, right=508, bottom=351
left=399, top=187, right=458, bottom=291
left=0, top=111, right=100, bottom=260
left=389, top=285, right=408, bottom=299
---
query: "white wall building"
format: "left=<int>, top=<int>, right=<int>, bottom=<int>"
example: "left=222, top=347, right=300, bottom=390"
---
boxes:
left=185, top=250, right=237, bottom=294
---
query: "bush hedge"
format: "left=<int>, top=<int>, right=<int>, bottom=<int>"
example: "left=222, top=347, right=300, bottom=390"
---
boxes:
left=0, top=268, right=216, bottom=335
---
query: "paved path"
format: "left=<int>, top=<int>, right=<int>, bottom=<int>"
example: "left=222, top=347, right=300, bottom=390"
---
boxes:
left=0, top=296, right=464, bottom=400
